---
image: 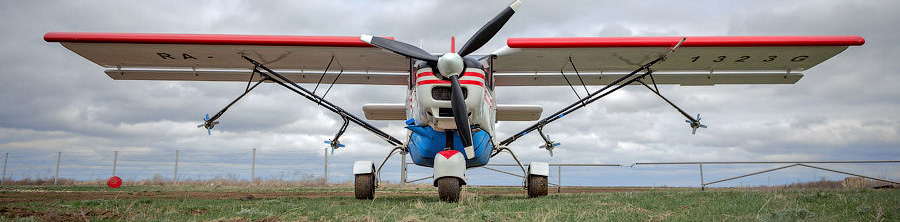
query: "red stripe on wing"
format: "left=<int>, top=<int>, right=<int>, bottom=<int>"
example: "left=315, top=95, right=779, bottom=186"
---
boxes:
left=44, top=32, right=394, bottom=47
left=507, top=36, right=865, bottom=48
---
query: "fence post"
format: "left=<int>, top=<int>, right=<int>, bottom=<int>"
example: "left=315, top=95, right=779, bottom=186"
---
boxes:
left=323, top=147, right=328, bottom=186
left=699, top=162, right=705, bottom=191
left=251, top=148, right=256, bottom=184
left=173, top=149, right=179, bottom=185
left=558, top=165, right=562, bottom=193
left=2, top=152, right=7, bottom=185
left=400, top=152, right=406, bottom=188
left=54, top=151, right=61, bottom=185
left=112, top=151, right=118, bottom=177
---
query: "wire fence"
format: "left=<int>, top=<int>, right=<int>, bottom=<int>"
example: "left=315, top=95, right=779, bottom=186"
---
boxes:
left=0, top=148, right=349, bottom=186
left=1, top=149, right=899, bottom=188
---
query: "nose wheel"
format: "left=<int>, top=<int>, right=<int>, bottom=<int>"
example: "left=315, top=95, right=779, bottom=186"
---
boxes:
left=436, top=177, right=461, bottom=202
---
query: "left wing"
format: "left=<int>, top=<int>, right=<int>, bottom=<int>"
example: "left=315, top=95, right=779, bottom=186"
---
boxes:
left=491, top=36, right=864, bottom=86
left=44, top=32, right=409, bottom=84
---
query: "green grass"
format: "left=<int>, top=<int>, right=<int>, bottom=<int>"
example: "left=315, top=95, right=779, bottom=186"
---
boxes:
left=2, top=186, right=898, bottom=221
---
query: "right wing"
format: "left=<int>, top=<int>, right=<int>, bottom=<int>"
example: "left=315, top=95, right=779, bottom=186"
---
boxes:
left=44, top=32, right=410, bottom=85
left=490, top=36, right=864, bottom=86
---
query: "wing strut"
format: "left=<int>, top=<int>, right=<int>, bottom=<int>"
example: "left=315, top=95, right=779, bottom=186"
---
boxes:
left=200, top=56, right=404, bottom=147
left=558, top=60, right=585, bottom=106
left=497, top=38, right=687, bottom=149
left=244, top=56, right=403, bottom=146
left=198, top=68, right=267, bottom=134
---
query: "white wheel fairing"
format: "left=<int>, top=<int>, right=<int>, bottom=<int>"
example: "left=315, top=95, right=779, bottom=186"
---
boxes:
left=353, top=160, right=374, bottom=175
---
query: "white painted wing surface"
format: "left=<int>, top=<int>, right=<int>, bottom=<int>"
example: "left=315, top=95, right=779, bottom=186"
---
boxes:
left=45, top=32, right=410, bottom=84
left=491, top=36, right=864, bottom=86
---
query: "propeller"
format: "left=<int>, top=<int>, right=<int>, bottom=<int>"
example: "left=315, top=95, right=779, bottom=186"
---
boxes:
left=360, top=0, right=522, bottom=159
left=538, top=134, right=561, bottom=156
left=685, top=114, right=707, bottom=135
left=324, top=140, right=345, bottom=155
left=196, top=114, right=219, bottom=135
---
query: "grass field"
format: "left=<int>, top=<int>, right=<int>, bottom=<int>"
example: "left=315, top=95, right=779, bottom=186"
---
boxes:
left=1, top=185, right=898, bottom=221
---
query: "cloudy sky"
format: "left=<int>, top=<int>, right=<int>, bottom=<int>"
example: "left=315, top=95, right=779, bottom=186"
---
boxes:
left=1, top=0, right=898, bottom=187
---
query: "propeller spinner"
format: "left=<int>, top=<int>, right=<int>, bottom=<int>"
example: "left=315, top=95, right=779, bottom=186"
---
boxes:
left=361, top=0, right=522, bottom=159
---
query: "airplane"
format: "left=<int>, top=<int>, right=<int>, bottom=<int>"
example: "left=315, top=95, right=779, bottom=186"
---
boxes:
left=44, top=1, right=863, bottom=202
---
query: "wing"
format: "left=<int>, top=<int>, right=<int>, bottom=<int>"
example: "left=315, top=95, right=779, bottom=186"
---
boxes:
left=44, top=32, right=409, bottom=84
left=490, top=36, right=864, bottom=86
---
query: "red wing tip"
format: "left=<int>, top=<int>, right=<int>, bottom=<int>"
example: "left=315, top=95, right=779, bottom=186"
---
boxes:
left=44, top=32, right=394, bottom=47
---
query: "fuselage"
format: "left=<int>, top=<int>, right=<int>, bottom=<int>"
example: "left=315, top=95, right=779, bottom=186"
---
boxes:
left=405, top=60, right=496, bottom=168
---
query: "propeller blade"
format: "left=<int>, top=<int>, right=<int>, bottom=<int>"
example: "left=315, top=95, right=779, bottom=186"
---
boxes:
left=449, top=75, right=474, bottom=159
left=457, top=0, right=522, bottom=56
left=361, top=35, right=438, bottom=63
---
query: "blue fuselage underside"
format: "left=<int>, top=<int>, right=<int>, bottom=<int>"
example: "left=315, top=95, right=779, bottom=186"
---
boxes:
left=407, top=126, right=493, bottom=168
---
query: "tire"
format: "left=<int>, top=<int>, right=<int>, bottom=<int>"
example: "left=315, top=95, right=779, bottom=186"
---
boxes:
left=437, top=177, right=461, bottom=202
left=355, top=173, right=375, bottom=199
left=527, top=175, right=548, bottom=198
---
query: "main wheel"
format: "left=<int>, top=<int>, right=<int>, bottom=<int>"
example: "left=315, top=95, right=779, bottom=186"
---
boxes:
left=354, top=173, right=375, bottom=199
left=436, top=177, right=461, bottom=202
left=527, top=175, right=548, bottom=198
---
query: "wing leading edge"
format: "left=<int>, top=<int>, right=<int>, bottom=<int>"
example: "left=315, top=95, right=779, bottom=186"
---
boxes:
left=491, top=36, right=864, bottom=86
left=47, top=33, right=864, bottom=86
left=45, top=32, right=410, bottom=84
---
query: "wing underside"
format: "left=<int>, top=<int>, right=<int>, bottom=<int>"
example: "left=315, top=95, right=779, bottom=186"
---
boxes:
left=491, top=36, right=864, bottom=86
left=46, top=33, right=863, bottom=86
left=46, top=32, right=410, bottom=84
